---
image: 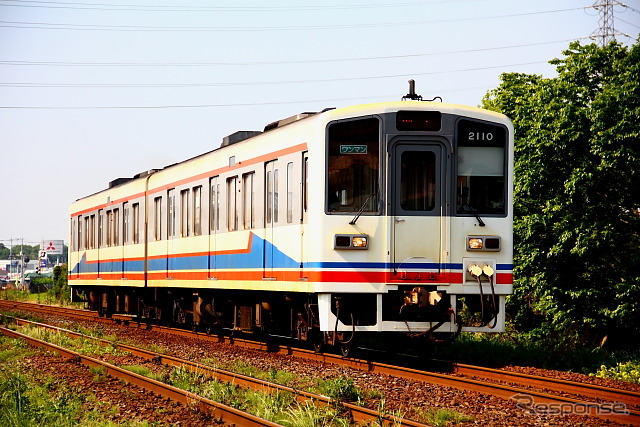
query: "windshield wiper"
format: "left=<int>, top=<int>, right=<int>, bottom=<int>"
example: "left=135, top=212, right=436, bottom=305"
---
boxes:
left=350, top=193, right=376, bottom=225
left=463, top=203, right=485, bottom=227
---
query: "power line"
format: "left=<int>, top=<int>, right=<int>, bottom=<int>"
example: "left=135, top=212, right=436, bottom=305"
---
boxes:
left=0, top=0, right=468, bottom=12
left=0, top=39, right=577, bottom=68
left=0, top=60, right=546, bottom=89
left=0, top=8, right=584, bottom=32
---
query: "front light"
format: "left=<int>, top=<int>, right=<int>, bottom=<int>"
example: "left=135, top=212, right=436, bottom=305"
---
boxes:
left=468, top=237, right=484, bottom=249
left=467, top=236, right=501, bottom=251
left=352, top=236, right=368, bottom=248
left=334, top=234, right=369, bottom=250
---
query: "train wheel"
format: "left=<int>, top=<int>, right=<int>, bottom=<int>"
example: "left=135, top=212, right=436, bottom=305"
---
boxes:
left=339, top=341, right=352, bottom=357
left=337, top=333, right=357, bottom=358
left=311, top=329, right=324, bottom=353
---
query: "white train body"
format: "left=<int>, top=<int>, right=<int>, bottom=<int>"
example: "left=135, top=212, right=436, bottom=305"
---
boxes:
left=69, top=101, right=513, bottom=348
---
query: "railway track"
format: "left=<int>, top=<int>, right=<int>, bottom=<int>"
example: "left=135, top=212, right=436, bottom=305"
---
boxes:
left=1, top=299, right=638, bottom=426
left=0, top=323, right=278, bottom=426
left=0, top=313, right=429, bottom=427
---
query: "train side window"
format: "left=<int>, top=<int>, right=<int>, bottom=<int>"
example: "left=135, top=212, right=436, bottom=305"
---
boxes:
left=168, top=189, right=176, bottom=238
left=302, top=154, right=309, bottom=213
left=89, top=214, right=95, bottom=249
left=209, top=178, right=220, bottom=232
left=180, top=189, right=190, bottom=237
left=193, top=186, right=202, bottom=236
left=123, top=202, right=129, bottom=244
left=227, top=176, right=238, bottom=231
left=266, top=163, right=280, bottom=225
left=286, top=162, right=294, bottom=223
left=78, top=216, right=83, bottom=250
left=132, top=203, right=140, bottom=243
left=154, top=197, right=162, bottom=241
left=70, top=218, right=76, bottom=252
left=266, top=169, right=273, bottom=224
left=113, top=208, right=120, bottom=246
left=98, top=209, right=104, bottom=247
left=106, top=210, right=112, bottom=247
left=242, top=172, right=255, bottom=229
left=274, top=168, right=279, bottom=223
left=326, top=117, right=380, bottom=214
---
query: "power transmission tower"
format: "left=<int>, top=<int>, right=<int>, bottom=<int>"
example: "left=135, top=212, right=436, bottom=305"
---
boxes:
left=590, top=0, right=620, bottom=46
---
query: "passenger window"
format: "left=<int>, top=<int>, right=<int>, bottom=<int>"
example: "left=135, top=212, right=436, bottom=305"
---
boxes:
left=286, top=162, right=294, bottom=223
left=89, top=214, right=95, bottom=249
left=266, top=165, right=279, bottom=225
left=112, top=208, right=119, bottom=246
left=209, top=178, right=220, bottom=232
left=78, top=217, right=83, bottom=250
left=98, top=210, right=104, bottom=247
left=154, top=197, right=162, bottom=241
left=193, top=186, right=202, bottom=236
left=243, top=172, right=255, bottom=229
left=167, top=189, right=176, bottom=238
left=181, top=189, right=190, bottom=237
left=123, top=202, right=129, bottom=244
left=132, top=204, right=140, bottom=243
left=227, top=176, right=238, bottom=231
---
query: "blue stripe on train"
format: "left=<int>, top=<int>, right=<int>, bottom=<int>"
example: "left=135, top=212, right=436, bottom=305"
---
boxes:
left=70, top=235, right=512, bottom=274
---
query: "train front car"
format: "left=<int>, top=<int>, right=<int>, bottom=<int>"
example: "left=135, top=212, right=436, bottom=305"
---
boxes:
left=67, top=97, right=512, bottom=356
left=311, top=101, right=513, bottom=353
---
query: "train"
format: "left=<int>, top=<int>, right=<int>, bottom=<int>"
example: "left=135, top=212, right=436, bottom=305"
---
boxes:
left=69, top=86, right=513, bottom=355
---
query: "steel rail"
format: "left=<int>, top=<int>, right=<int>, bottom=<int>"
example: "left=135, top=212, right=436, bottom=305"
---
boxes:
left=0, top=314, right=429, bottom=427
left=0, top=326, right=281, bottom=427
left=2, top=299, right=638, bottom=425
left=447, top=361, right=640, bottom=408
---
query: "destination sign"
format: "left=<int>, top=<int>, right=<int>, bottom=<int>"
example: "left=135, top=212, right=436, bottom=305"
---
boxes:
left=340, top=145, right=368, bottom=154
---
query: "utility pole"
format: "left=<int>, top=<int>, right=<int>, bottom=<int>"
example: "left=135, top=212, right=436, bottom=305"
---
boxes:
left=590, top=0, right=619, bottom=46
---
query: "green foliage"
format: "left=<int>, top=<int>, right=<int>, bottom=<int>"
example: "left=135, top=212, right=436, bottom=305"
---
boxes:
left=51, top=264, right=69, bottom=301
left=414, top=407, right=474, bottom=426
left=593, top=361, right=640, bottom=384
left=317, top=376, right=362, bottom=403
left=482, top=39, right=640, bottom=349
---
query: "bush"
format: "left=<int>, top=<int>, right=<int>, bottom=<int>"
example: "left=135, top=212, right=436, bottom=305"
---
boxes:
left=593, top=361, right=640, bottom=384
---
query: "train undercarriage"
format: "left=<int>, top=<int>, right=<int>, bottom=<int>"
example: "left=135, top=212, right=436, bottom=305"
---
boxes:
left=74, top=285, right=499, bottom=356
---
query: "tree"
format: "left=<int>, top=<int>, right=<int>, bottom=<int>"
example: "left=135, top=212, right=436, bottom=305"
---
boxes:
left=482, top=40, right=640, bottom=348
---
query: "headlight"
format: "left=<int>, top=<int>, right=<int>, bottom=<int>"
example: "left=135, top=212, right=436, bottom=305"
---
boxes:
left=334, top=234, right=369, bottom=250
left=468, top=237, right=484, bottom=249
left=467, top=236, right=501, bottom=251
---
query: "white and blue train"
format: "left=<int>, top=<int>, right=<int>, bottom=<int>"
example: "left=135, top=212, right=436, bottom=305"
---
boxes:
left=69, top=88, right=513, bottom=354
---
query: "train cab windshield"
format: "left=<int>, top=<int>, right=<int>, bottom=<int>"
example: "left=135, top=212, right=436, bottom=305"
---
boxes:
left=456, top=119, right=507, bottom=216
left=326, top=117, right=381, bottom=214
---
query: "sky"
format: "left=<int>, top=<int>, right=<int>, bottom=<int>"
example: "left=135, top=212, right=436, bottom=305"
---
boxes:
left=1, top=0, right=639, bottom=249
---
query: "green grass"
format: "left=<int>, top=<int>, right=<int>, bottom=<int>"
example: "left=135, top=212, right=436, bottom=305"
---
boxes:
left=18, top=325, right=129, bottom=358
left=0, top=335, right=157, bottom=426
left=414, top=407, right=474, bottom=426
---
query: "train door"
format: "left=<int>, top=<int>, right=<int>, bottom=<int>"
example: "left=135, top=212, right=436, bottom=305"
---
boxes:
left=391, top=141, right=446, bottom=275
left=208, top=177, right=219, bottom=276
left=97, top=209, right=104, bottom=279
left=121, top=202, right=129, bottom=280
left=166, top=188, right=177, bottom=278
left=264, top=160, right=278, bottom=278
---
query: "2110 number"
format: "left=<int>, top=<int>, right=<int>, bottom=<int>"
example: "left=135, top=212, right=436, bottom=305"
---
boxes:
left=468, top=131, right=494, bottom=141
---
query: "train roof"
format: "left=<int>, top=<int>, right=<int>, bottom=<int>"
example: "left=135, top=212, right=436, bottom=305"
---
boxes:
left=71, top=100, right=510, bottom=205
